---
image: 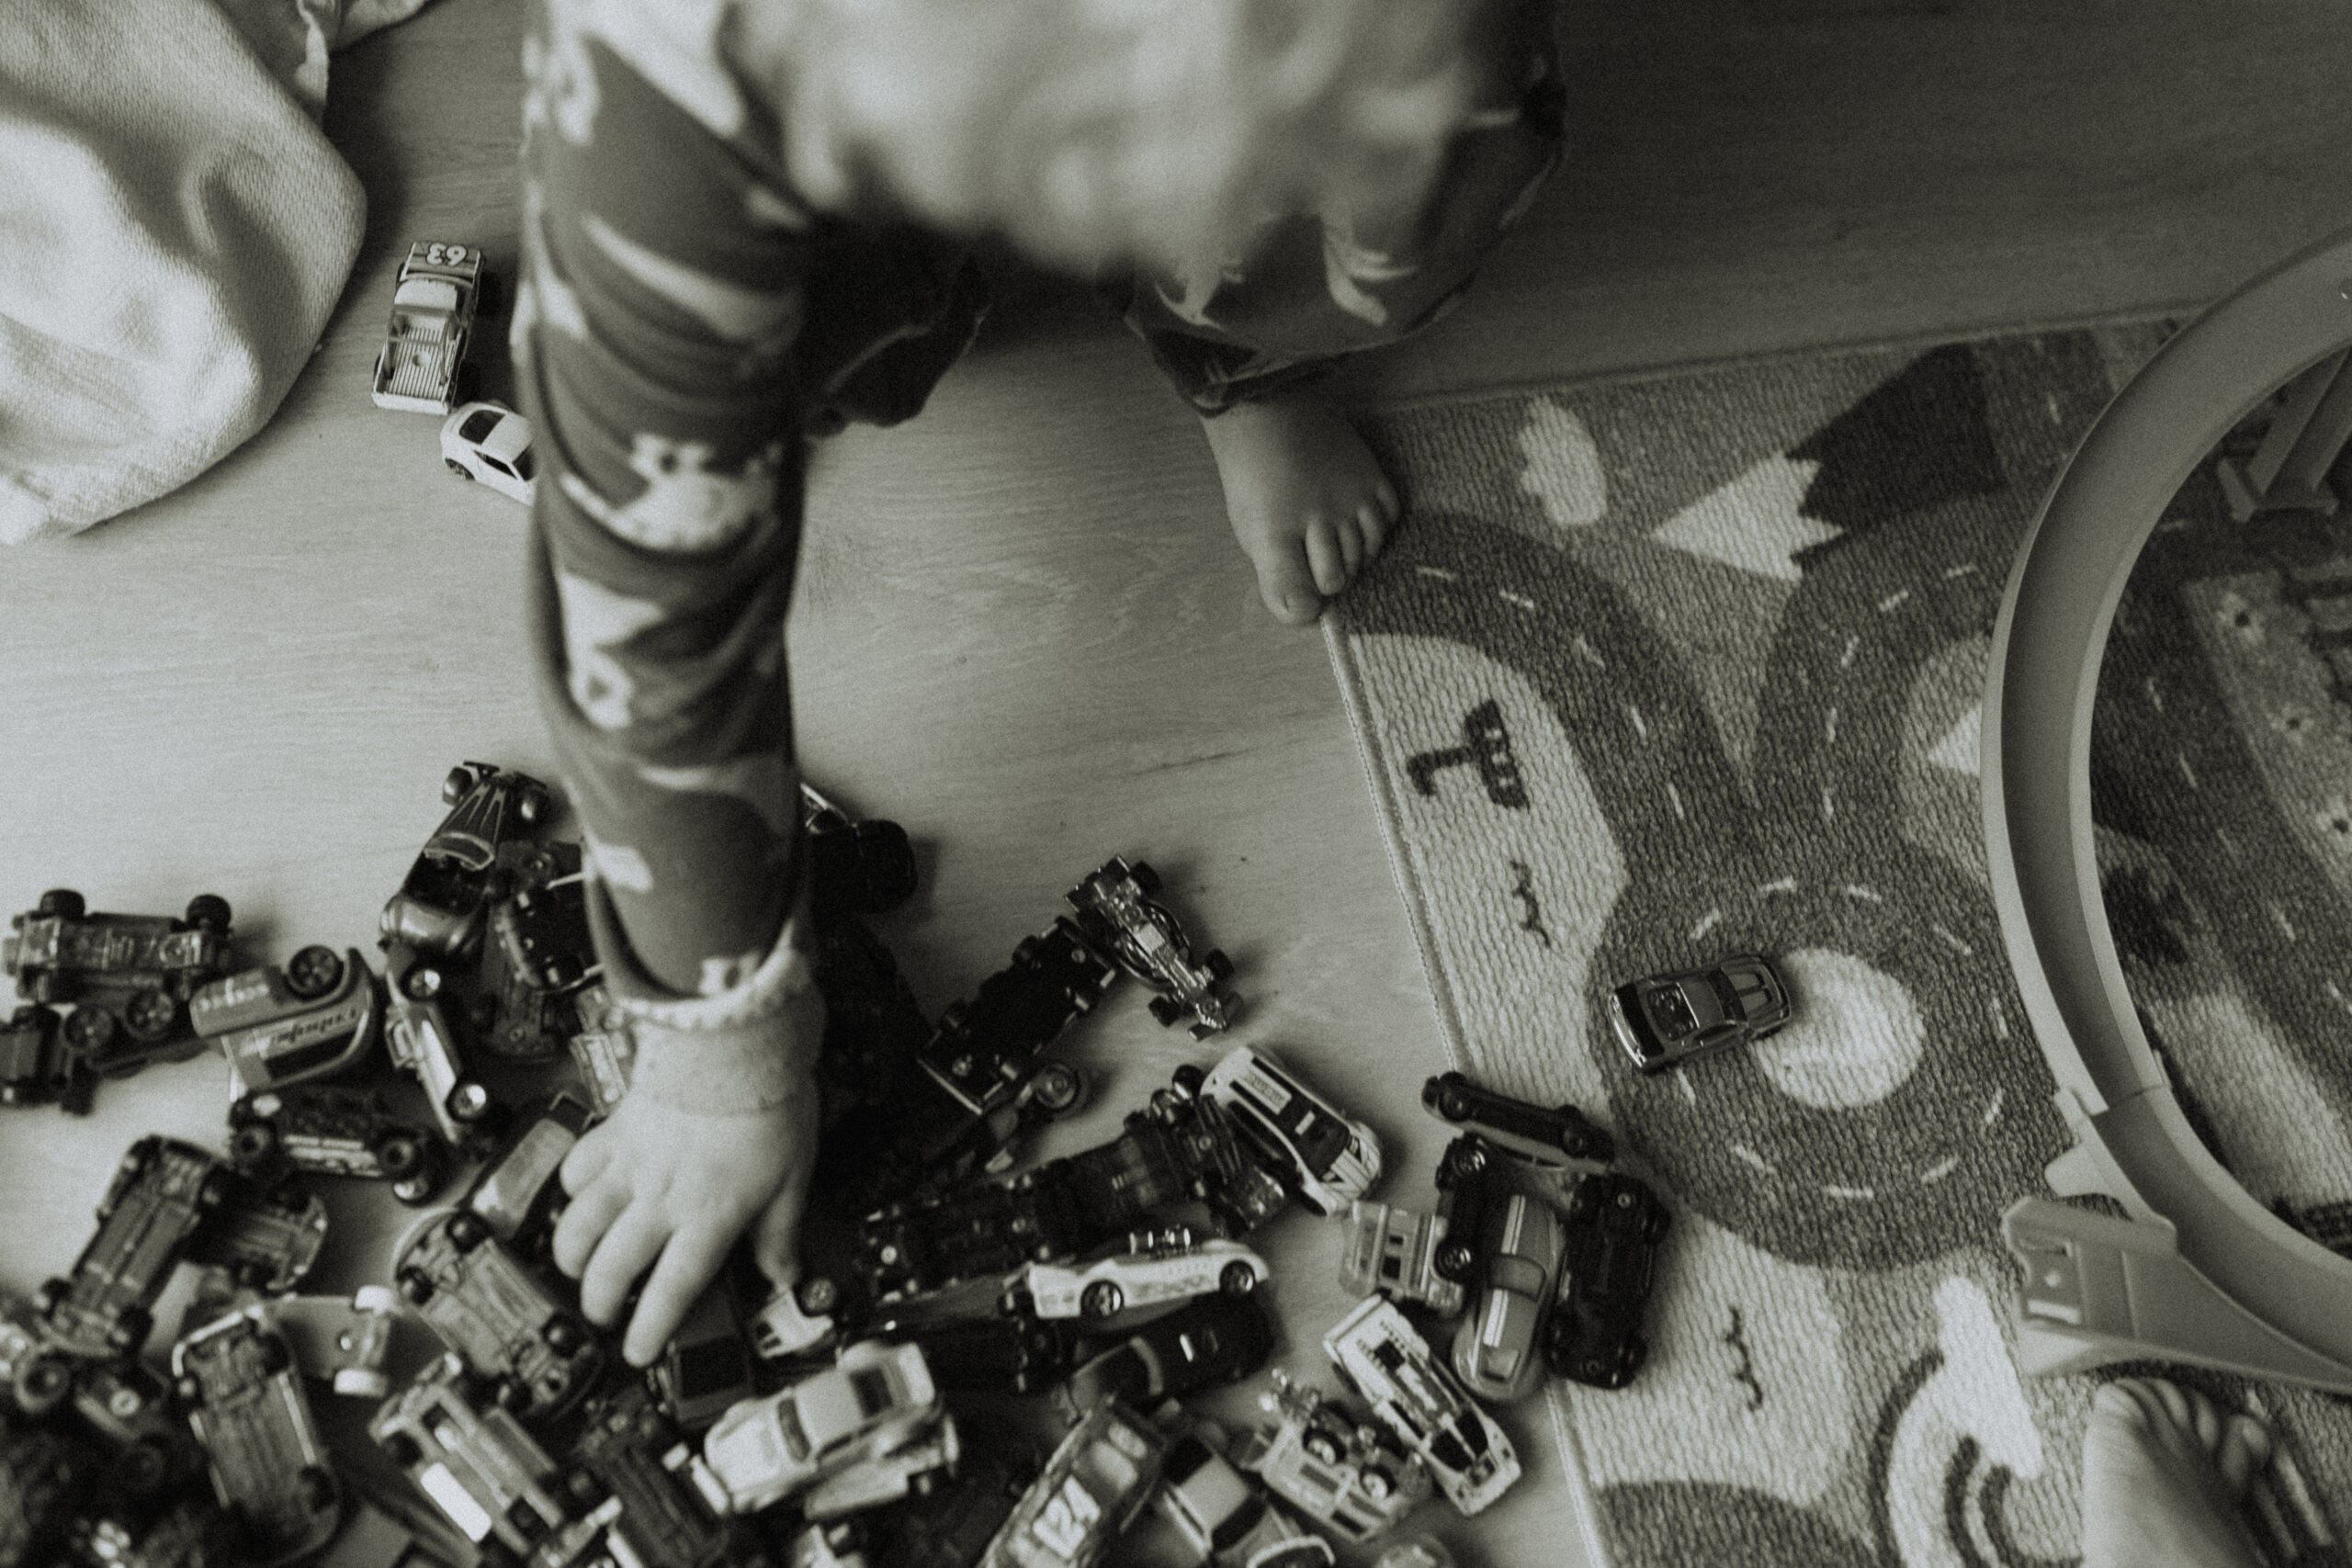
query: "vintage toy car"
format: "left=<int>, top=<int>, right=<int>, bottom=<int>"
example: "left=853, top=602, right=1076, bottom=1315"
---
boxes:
left=1451, top=1190, right=1566, bottom=1404
left=1012, top=1231, right=1267, bottom=1322
left=803, top=1412, right=961, bottom=1521
left=1060, top=858, right=1238, bottom=1036
left=440, top=401, right=537, bottom=504
left=1153, top=1428, right=1333, bottom=1568
left=652, top=1278, right=758, bottom=1433
left=368, top=1351, right=581, bottom=1564
left=1419, top=1073, right=1616, bottom=1169
left=462, top=1092, right=592, bottom=1250
left=0, top=1004, right=85, bottom=1111
left=1054, top=1292, right=1273, bottom=1423
left=1322, top=1297, right=1519, bottom=1517
left=227, top=1083, right=447, bottom=1206
left=171, top=1304, right=341, bottom=1565
left=1546, top=1171, right=1670, bottom=1389
left=981, top=1397, right=1169, bottom=1568
left=861, top=1168, right=1091, bottom=1302
left=371, top=242, right=487, bottom=414
left=1609, top=953, right=1792, bottom=1073
left=1340, top=1202, right=1464, bottom=1318
left=480, top=843, right=595, bottom=1060
left=199, top=946, right=382, bottom=1099
left=695, top=1340, right=943, bottom=1516
left=1198, top=1046, right=1380, bottom=1214
left=574, top=1381, right=745, bottom=1568
left=194, top=1180, right=329, bottom=1295
left=391, top=1209, right=602, bottom=1421
left=4, top=889, right=232, bottom=1007
left=1230, top=1372, right=1429, bottom=1544
left=379, top=761, right=557, bottom=958
left=37, top=1136, right=241, bottom=1357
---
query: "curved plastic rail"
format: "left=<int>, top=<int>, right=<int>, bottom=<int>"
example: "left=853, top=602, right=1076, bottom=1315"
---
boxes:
left=1984, top=224, right=2352, bottom=1389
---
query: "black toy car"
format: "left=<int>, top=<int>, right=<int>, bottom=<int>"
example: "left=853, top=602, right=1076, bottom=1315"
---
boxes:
left=922, top=925, right=1115, bottom=1118
left=379, top=762, right=556, bottom=957
left=1429, top=1135, right=1508, bottom=1284
left=393, top=1209, right=602, bottom=1421
left=1608, top=954, right=1792, bottom=1073
left=1419, top=1073, right=1615, bottom=1168
left=1060, top=858, right=1238, bottom=1037
left=801, top=783, right=920, bottom=917
left=198, top=946, right=380, bottom=1098
left=573, top=1381, right=749, bottom=1568
left=379, top=942, right=497, bottom=1148
left=861, top=1168, right=1091, bottom=1302
left=1545, top=1171, right=1670, bottom=1389
left=64, top=1355, right=201, bottom=1503
left=0, top=1416, right=90, bottom=1568
left=650, top=1279, right=757, bottom=1432
left=1052, top=1292, right=1273, bottom=1421
left=0, top=1004, right=85, bottom=1111
left=4, top=890, right=232, bottom=1007
left=876, top=1311, right=1078, bottom=1398
left=227, top=1084, right=447, bottom=1206
left=171, top=1305, right=340, bottom=1565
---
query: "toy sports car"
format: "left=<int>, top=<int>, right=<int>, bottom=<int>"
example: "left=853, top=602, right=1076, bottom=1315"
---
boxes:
left=1012, top=1231, right=1267, bottom=1323
left=1609, top=954, right=1792, bottom=1073
left=1547, top=1171, right=1670, bottom=1389
left=1199, top=1045, right=1380, bottom=1215
left=696, top=1341, right=944, bottom=1516
left=440, top=401, right=535, bottom=504
left=1419, top=1073, right=1614, bottom=1168
left=1450, top=1190, right=1565, bottom=1404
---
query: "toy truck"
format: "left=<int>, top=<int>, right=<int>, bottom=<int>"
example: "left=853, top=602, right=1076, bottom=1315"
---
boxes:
left=370, top=243, right=487, bottom=414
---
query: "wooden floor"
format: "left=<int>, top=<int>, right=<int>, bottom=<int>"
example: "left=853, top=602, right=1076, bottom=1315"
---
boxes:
left=4, top=0, right=2351, bottom=1563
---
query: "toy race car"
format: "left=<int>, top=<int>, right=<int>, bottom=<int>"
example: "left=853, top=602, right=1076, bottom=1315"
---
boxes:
left=440, top=401, right=536, bottom=504
left=1340, top=1202, right=1464, bottom=1318
left=1608, top=953, right=1792, bottom=1073
left=391, top=1209, right=602, bottom=1421
left=227, top=1084, right=447, bottom=1206
left=371, top=242, right=487, bottom=414
left=1053, top=1292, right=1273, bottom=1421
left=1322, top=1296, right=1519, bottom=1517
left=1011, top=1230, right=1267, bottom=1322
left=979, top=1397, right=1169, bottom=1568
left=1419, top=1072, right=1615, bottom=1168
left=4, top=889, right=232, bottom=1007
left=1059, top=858, right=1238, bottom=1037
left=1198, top=1045, right=1380, bottom=1214
left=1450, top=1190, right=1566, bottom=1404
left=198, top=946, right=381, bottom=1099
left=1546, top=1171, right=1671, bottom=1389
left=171, top=1304, right=341, bottom=1565
left=695, top=1341, right=943, bottom=1516
left=1230, top=1372, right=1430, bottom=1544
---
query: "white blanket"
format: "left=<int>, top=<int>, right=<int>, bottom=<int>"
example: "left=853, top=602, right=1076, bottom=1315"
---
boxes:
left=0, top=0, right=434, bottom=544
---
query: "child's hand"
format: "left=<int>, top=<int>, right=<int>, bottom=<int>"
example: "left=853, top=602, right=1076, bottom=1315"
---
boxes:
left=552, top=1076, right=820, bottom=1367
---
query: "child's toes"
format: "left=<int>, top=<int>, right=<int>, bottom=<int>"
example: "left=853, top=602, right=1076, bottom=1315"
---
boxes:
left=1257, top=544, right=1324, bottom=625
left=1335, top=513, right=1366, bottom=577
left=2216, top=1415, right=2272, bottom=1493
left=1306, top=519, right=1350, bottom=596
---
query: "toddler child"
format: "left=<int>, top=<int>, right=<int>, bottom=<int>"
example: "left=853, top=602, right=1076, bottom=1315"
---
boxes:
left=515, top=0, right=1565, bottom=1365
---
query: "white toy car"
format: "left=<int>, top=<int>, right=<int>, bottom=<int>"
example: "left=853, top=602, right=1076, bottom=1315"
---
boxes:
left=1017, top=1231, right=1268, bottom=1322
left=439, top=401, right=535, bottom=504
left=1322, top=1297, right=1519, bottom=1517
left=1199, top=1046, right=1380, bottom=1215
left=696, top=1340, right=942, bottom=1515
left=1154, top=1427, right=1333, bottom=1568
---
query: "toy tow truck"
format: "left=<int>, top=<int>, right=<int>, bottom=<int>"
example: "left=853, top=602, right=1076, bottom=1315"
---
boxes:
left=370, top=243, right=486, bottom=414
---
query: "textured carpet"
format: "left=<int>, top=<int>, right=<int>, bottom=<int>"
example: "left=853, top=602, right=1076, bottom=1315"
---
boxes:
left=1326, top=323, right=2352, bottom=1568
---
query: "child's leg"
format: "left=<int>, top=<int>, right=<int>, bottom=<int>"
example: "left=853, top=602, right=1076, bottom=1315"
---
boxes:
left=2080, top=1378, right=2271, bottom=1568
left=1113, top=1, right=1567, bottom=625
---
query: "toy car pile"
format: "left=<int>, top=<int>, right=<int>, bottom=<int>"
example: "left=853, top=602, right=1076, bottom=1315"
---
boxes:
left=0, top=762, right=1692, bottom=1568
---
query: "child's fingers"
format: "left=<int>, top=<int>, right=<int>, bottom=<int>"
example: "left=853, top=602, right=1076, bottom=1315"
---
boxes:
left=750, top=1179, right=808, bottom=1286
left=624, top=1220, right=735, bottom=1368
left=579, top=1201, right=670, bottom=1327
left=550, top=1177, right=629, bottom=1280
left=560, top=1122, right=614, bottom=1195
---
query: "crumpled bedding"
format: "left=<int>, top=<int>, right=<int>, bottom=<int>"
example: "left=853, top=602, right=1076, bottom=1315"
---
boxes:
left=0, top=0, right=437, bottom=545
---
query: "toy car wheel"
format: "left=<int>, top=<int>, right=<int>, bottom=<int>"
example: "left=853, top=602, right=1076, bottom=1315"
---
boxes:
left=1219, top=1261, right=1259, bottom=1296
left=542, top=1316, right=585, bottom=1354
left=34, top=888, right=85, bottom=919
left=62, top=1007, right=113, bottom=1054
left=297, top=1465, right=335, bottom=1513
left=1437, top=1083, right=1474, bottom=1122
left=797, top=1274, right=841, bottom=1315
left=14, top=1358, right=68, bottom=1416
left=1148, top=995, right=1182, bottom=1027
left=229, top=1122, right=278, bottom=1168
left=32, top=1278, right=66, bottom=1317
left=107, top=1305, right=152, bottom=1355
left=447, top=458, right=475, bottom=480
left=517, top=781, right=550, bottom=828
left=1169, top=1063, right=1204, bottom=1099
left=1303, top=1429, right=1345, bottom=1465
left=1029, top=1062, right=1083, bottom=1115
left=117, top=1436, right=175, bottom=1497
left=1205, top=949, right=1234, bottom=984
left=121, top=991, right=178, bottom=1043
left=447, top=1080, right=492, bottom=1123
left=1442, top=1141, right=1488, bottom=1181
left=1434, top=1238, right=1476, bottom=1282
left=1080, top=1281, right=1124, bottom=1319
left=1127, top=861, right=1162, bottom=897
left=446, top=1210, right=490, bottom=1252
left=379, top=1431, right=423, bottom=1470
left=1360, top=1465, right=1397, bottom=1500
left=494, top=1377, right=531, bottom=1415
left=441, top=764, right=480, bottom=805
left=283, top=945, right=345, bottom=1000
left=396, top=1267, right=435, bottom=1307
left=183, top=894, right=232, bottom=933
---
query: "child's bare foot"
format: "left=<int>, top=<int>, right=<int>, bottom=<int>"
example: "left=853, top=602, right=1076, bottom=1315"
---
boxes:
left=1200, top=393, right=1399, bottom=626
left=2081, top=1378, right=2272, bottom=1568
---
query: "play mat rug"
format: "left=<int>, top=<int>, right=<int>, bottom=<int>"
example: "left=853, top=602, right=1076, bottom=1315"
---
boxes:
left=1327, top=322, right=2352, bottom=1568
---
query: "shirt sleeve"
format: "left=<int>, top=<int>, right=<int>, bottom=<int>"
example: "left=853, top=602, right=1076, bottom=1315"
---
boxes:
left=514, top=0, right=814, bottom=1007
